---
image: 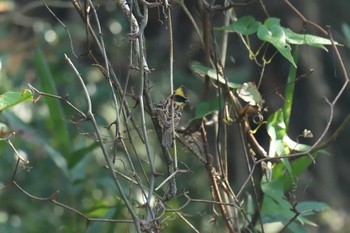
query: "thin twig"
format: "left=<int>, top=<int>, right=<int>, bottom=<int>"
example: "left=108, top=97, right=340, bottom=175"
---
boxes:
left=155, top=169, right=188, bottom=191
left=200, top=121, right=236, bottom=233
left=42, top=0, right=77, bottom=57
left=168, top=7, right=177, bottom=170
left=283, top=0, right=328, bottom=35
left=175, top=0, right=204, bottom=46
left=64, top=53, right=141, bottom=232
left=12, top=181, right=134, bottom=224
left=327, top=26, right=350, bottom=105
left=7, top=134, right=29, bottom=164
left=28, top=83, right=87, bottom=118
left=202, top=0, right=257, bottom=12
left=175, top=212, right=200, bottom=233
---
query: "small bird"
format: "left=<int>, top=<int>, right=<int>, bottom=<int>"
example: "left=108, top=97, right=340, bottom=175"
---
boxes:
left=155, top=86, right=189, bottom=147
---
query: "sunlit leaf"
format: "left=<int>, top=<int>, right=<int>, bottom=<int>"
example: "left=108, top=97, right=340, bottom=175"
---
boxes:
left=283, top=135, right=311, bottom=152
left=267, top=109, right=294, bottom=181
left=267, top=107, right=317, bottom=190
left=0, top=89, right=33, bottom=111
left=267, top=109, right=286, bottom=157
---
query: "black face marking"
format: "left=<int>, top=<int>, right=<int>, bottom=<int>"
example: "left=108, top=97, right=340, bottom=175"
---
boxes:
left=174, top=95, right=188, bottom=103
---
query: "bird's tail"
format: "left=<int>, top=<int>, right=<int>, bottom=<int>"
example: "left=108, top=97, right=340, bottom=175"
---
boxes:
left=162, top=129, right=173, bottom=148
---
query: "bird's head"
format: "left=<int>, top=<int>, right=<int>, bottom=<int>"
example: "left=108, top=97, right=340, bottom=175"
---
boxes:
left=173, top=86, right=189, bottom=107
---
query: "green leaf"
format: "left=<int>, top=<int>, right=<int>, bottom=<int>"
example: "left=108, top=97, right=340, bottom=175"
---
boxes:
left=272, top=135, right=315, bottom=185
left=296, top=202, right=330, bottom=216
left=261, top=178, right=315, bottom=233
left=266, top=109, right=293, bottom=183
left=284, top=28, right=334, bottom=51
left=267, top=109, right=318, bottom=185
left=264, top=17, right=281, bottom=27
left=269, top=130, right=314, bottom=191
left=261, top=196, right=293, bottom=220
left=216, top=16, right=260, bottom=35
left=256, top=17, right=338, bottom=67
left=261, top=178, right=285, bottom=202
left=272, top=151, right=318, bottom=191
left=217, top=16, right=338, bottom=67
left=262, top=214, right=308, bottom=233
left=283, top=135, right=311, bottom=152
left=34, top=48, right=70, bottom=156
left=0, top=89, right=33, bottom=111
left=193, top=96, right=224, bottom=120
left=257, top=23, right=296, bottom=67
left=190, top=62, right=241, bottom=89
left=261, top=179, right=295, bottom=226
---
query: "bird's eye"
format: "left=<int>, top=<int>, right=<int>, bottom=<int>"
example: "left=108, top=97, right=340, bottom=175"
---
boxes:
left=174, top=95, right=188, bottom=103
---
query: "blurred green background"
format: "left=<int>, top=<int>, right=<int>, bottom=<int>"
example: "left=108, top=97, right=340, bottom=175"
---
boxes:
left=1, top=0, right=350, bottom=232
